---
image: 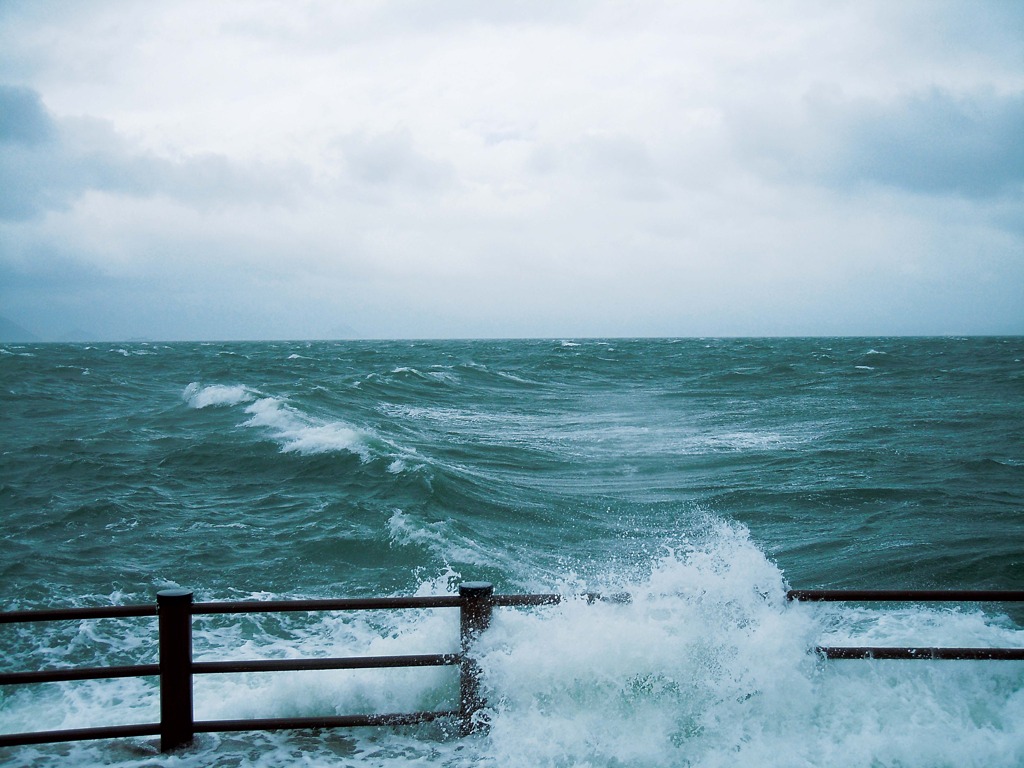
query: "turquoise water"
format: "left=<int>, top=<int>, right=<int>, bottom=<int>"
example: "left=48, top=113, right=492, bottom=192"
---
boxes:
left=1, top=337, right=1023, bottom=766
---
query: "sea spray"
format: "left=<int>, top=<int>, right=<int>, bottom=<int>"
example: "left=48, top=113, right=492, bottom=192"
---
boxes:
left=471, top=521, right=1024, bottom=767
left=476, top=521, right=820, bottom=767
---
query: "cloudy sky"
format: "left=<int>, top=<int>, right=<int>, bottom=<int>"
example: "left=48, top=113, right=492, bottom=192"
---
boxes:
left=1, top=1, right=1021, bottom=340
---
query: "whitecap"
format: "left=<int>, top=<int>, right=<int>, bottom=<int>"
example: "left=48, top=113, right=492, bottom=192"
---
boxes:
left=183, top=382, right=257, bottom=409
left=243, top=397, right=371, bottom=459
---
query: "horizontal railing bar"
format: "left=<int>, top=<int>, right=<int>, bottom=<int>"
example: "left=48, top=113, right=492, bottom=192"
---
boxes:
left=0, top=596, right=465, bottom=625
left=198, top=591, right=631, bottom=614
left=493, top=594, right=561, bottom=607
left=193, top=653, right=460, bottom=675
left=196, top=710, right=458, bottom=734
left=193, top=595, right=462, bottom=615
left=0, top=589, right=654, bottom=627
left=0, top=663, right=159, bottom=686
left=817, top=646, right=1024, bottom=660
left=0, top=605, right=157, bottom=624
left=0, top=722, right=159, bottom=748
left=788, top=589, right=1024, bottom=602
left=4, top=589, right=1016, bottom=623
left=492, top=592, right=632, bottom=607
left=0, top=710, right=460, bottom=747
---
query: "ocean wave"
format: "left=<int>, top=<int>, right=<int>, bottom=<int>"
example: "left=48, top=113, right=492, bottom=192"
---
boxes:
left=387, top=509, right=494, bottom=566
left=243, top=397, right=372, bottom=459
left=183, top=382, right=258, bottom=409
left=183, top=382, right=414, bottom=464
left=495, top=370, right=541, bottom=385
left=4, top=338, right=1024, bottom=767
left=389, top=366, right=459, bottom=384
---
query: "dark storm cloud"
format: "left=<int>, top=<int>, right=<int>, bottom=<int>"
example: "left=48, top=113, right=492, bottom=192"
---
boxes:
left=0, top=84, right=305, bottom=221
left=828, top=89, right=1024, bottom=198
left=740, top=87, right=1024, bottom=202
left=0, top=84, right=54, bottom=144
left=0, top=241, right=107, bottom=291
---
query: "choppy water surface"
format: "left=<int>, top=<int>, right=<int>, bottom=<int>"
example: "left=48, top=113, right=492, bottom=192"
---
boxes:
left=1, top=337, right=1022, bottom=766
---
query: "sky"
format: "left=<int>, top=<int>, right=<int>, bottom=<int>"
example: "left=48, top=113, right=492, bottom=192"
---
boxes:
left=0, top=0, right=1022, bottom=341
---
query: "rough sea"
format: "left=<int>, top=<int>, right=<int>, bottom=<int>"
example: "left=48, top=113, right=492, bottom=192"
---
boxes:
left=1, top=337, right=1022, bottom=767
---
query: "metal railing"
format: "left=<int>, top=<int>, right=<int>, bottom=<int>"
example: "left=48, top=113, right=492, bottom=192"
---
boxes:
left=787, top=589, right=1024, bottom=660
left=1, top=586, right=1021, bottom=752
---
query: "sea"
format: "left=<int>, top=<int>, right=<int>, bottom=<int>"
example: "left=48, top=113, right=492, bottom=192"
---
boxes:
left=1, top=336, right=1022, bottom=767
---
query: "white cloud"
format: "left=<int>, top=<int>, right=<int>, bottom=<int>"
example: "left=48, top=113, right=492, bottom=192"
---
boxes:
left=0, top=0, right=1021, bottom=339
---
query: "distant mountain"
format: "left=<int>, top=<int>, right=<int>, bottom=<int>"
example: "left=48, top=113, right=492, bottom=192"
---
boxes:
left=0, top=315, right=39, bottom=342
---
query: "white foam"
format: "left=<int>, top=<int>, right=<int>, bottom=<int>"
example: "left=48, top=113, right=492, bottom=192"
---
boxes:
left=243, top=397, right=371, bottom=459
left=183, top=382, right=257, bottom=409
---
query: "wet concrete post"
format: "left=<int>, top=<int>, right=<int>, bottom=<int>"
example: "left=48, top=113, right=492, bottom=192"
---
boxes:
left=458, top=582, right=493, bottom=735
left=157, top=589, right=194, bottom=752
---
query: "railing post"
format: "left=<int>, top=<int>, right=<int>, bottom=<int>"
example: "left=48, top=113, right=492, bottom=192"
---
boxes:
left=458, top=582, right=493, bottom=735
left=157, top=589, right=194, bottom=752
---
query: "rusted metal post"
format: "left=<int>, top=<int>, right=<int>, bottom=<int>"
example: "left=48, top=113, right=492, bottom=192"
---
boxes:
left=458, top=582, right=493, bottom=735
left=158, top=589, right=194, bottom=752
